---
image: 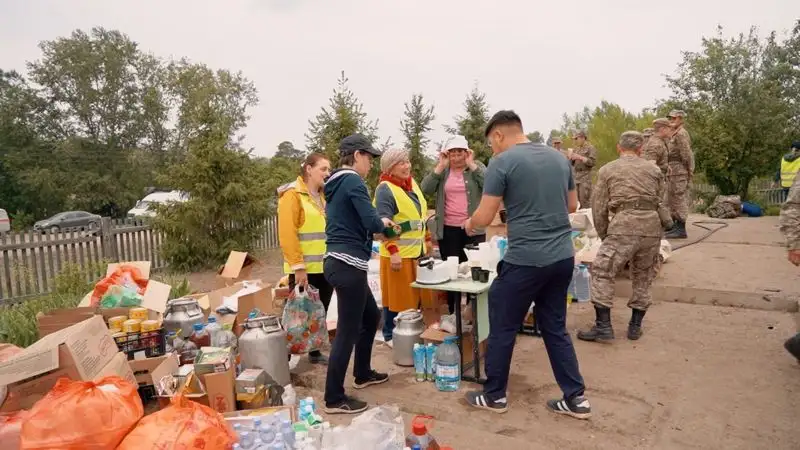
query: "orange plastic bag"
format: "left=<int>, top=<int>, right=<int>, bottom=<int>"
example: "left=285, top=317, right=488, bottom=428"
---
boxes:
left=0, top=411, right=28, bottom=450
left=117, top=394, right=237, bottom=450
left=90, top=264, right=149, bottom=307
left=20, top=376, right=143, bottom=450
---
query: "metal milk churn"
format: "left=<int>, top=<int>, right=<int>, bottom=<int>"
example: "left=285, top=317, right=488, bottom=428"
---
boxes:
left=392, top=309, right=425, bottom=367
left=239, top=315, right=290, bottom=387
left=163, top=297, right=205, bottom=338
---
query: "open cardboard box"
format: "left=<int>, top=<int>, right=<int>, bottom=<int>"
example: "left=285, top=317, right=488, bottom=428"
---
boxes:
left=196, top=280, right=275, bottom=336
left=217, top=251, right=262, bottom=288
left=148, top=354, right=236, bottom=414
left=421, top=326, right=487, bottom=366
left=0, top=316, right=128, bottom=412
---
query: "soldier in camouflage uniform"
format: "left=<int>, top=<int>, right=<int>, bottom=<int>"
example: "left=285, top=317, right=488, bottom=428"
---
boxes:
left=578, top=131, right=672, bottom=342
left=665, top=110, right=694, bottom=239
left=642, top=128, right=654, bottom=147
left=780, top=176, right=800, bottom=361
left=569, top=131, right=597, bottom=209
left=642, top=119, right=669, bottom=176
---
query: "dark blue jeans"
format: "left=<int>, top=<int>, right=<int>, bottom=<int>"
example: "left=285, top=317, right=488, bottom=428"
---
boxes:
left=323, top=257, right=380, bottom=405
left=484, top=258, right=586, bottom=402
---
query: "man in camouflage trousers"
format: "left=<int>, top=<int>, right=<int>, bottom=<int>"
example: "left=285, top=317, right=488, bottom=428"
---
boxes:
left=578, top=131, right=672, bottom=342
left=642, top=119, right=670, bottom=176
left=779, top=175, right=800, bottom=361
left=665, top=110, right=694, bottom=239
left=569, top=131, right=597, bottom=209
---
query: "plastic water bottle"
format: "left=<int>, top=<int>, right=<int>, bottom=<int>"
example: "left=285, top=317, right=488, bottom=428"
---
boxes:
left=258, top=424, right=275, bottom=444
left=252, top=417, right=262, bottom=431
left=568, top=266, right=577, bottom=298
left=282, top=423, right=295, bottom=447
left=239, top=431, right=254, bottom=449
left=434, top=336, right=461, bottom=391
left=205, top=316, right=222, bottom=346
left=575, top=264, right=591, bottom=302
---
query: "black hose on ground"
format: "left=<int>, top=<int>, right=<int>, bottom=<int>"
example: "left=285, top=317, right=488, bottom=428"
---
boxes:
left=669, top=220, right=730, bottom=251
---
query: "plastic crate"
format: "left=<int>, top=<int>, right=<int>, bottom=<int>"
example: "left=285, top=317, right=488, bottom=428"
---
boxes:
left=114, top=328, right=166, bottom=360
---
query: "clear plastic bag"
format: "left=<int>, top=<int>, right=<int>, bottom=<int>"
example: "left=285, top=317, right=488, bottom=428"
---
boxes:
left=344, top=405, right=405, bottom=450
left=283, top=285, right=329, bottom=354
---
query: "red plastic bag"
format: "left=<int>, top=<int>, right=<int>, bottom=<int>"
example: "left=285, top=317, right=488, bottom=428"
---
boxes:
left=90, top=264, right=149, bottom=307
left=20, top=376, right=143, bottom=450
left=117, top=394, right=237, bottom=450
left=0, top=411, right=28, bottom=450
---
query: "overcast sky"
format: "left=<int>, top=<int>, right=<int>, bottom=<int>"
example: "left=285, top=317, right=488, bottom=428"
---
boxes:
left=0, top=0, right=796, bottom=157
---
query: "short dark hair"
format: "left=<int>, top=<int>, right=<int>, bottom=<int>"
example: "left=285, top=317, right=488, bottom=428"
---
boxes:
left=484, top=110, right=523, bottom=137
left=340, top=153, right=356, bottom=167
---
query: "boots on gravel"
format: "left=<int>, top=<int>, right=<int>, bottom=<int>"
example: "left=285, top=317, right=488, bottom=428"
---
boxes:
left=665, top=220, right=687, bottom=239
left=627, top=309, right=647, bottom=340
left=577, top=306, right=614, bottom=342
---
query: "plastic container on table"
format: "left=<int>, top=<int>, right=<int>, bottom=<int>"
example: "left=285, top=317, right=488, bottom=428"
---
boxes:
left=189, top=322, right=211, bottom=348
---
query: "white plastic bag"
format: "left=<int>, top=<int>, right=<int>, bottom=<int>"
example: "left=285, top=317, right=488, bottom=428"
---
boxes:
left=346, top=405, right=405, bottom=450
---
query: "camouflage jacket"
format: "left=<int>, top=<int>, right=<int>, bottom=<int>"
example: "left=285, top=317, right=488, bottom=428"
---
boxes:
left=667, top=127, right=694, bottom=176
left=572, top=142, right=597, bottom=183
left=779, top=176, right=800, bottom=251
left=642, top=135, right=668, bottom=175
left=592, top=155, right=672, bottom=239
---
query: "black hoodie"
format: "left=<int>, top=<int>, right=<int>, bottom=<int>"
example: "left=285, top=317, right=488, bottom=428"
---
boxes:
left=323, top=168, right=385, bottom=264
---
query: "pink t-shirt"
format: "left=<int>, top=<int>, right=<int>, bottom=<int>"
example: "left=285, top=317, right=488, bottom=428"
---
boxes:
left=443, top=169, right=469, bottom=226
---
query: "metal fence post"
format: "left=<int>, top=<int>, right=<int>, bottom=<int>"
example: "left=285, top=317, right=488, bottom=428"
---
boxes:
left=100, top=217, right=118, bottom=262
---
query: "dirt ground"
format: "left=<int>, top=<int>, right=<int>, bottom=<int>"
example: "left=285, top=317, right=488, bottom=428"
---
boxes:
left=182, top=215, right=800, bottom=449
left=291, top=301, right=800, bottom=450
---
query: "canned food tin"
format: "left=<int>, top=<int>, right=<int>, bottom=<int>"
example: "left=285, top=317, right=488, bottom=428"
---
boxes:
left=112, top=331, right=128, bottom=352
left=140, top=320, right=159, bottom=332
left=129, top=307, right=148, bottom=321
left=123, top=319, right=141, bottom=333
left=108, top=315, right=127, bottom=330
left=109, top=327, right=122, bottom=334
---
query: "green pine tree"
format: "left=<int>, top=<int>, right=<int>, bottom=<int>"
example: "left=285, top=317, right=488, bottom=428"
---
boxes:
left=400, top=93, right=436, bottom=182
left=445, top=86, right=491, bottom=164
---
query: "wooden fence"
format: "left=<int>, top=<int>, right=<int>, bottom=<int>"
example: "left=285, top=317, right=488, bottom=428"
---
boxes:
left=0, top=217, right=279, bottom=304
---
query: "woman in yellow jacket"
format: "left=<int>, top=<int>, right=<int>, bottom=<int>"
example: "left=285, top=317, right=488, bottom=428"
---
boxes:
left=278, top=153, right=332, bottom=364
left=374, top=148, right=432, bottom=346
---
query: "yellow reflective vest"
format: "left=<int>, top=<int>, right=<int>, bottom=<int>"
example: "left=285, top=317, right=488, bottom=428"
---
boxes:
left=780, top=157, right=800, bottom=188
left=282, top=185, right=326, bottom=274
left=373, top=180, right=427, bottom=259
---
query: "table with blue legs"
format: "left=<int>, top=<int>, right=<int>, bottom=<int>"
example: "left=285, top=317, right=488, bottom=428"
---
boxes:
left=411, top=277, right=492, bottom=384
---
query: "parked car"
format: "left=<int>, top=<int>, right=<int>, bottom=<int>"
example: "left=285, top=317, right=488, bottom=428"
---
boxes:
left=33, top=211, right=101, bottom=233
left=127, top=190, right=188, bottom=219
left=0, top=209, right=10, bottom=233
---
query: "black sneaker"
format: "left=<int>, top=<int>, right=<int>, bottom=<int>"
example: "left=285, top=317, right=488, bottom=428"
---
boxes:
left=352, top=370, right=389, bottom=389
left=308, top=352, right=329, bottom=365
left=785, top=333, right=800, bottom=362
left=546, top=395, right=592, bottom=420
left=323, top=396, right=368, bottom=415
left=465, top=391, right=508, bottom=414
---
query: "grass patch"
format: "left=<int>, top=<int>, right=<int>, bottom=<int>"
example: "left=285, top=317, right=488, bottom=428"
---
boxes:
left=0, top=262, right=192, bottom=348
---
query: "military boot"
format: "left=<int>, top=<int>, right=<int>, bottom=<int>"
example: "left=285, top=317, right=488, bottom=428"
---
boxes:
left=577, top=306, right=614, bottom=342
left=627, top=309, right=646, bottom=340
left=665, top=220, right=687, bottom=239
left=785, top=333, right=800, bottom=363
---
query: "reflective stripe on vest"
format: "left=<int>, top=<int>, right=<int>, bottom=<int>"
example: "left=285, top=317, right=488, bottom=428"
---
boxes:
left=373, top=180, right=428, bottom=259
left=780, top=157, right=800, bottom=188
left=283, top=192, right=326, bottom=274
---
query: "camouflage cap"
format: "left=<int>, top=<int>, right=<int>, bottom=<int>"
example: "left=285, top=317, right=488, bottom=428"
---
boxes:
left=573, top=130, right=587, bottom=139
left=643, top=128, right=654, bottom=136
left=618, top=131, right=644, bottom=150
left=652, top=118, right=671, bottom=128
left=551, top=137, right=563, bottom=144
left=667, top=110, right=687, bottom=118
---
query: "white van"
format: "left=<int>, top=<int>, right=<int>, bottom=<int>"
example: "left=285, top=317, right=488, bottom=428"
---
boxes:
left=127, top=191, right=188, bottom=218
left=0, top=209, right=9, bottom=233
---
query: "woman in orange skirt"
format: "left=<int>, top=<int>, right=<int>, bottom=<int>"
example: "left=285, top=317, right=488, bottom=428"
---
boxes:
left=374, top=148, right=432, bottom=347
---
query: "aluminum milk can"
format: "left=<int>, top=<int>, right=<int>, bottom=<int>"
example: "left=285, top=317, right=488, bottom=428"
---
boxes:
left=163, top=297, right=204, bottom=338
left=392, top=309, right=425, bottom=366
left=239, top=315, right=290, bottom=386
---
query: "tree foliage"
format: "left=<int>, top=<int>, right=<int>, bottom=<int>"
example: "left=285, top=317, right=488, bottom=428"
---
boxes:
left=526, top=131, right=544, bottom=144
left=400, top=93, right=436, bottom=181
left=445, top=86, right=491, bottom=164
left=305, top=71, right=378, bottom=167
left=665, top=25, right=795, bottom=197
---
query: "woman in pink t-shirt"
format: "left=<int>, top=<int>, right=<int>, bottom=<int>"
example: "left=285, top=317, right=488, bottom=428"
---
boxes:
left=420, top=135, right=486, bottom=314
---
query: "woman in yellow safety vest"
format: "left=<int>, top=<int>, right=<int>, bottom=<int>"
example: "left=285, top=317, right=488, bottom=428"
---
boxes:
left=373, top=148, right=432, bottom=346
left=278, top=152, right=332, bottom=364
left=777, top=142, right=800, bottom=202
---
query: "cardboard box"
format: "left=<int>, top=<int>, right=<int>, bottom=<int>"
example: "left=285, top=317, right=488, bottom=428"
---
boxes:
left=94, top=351, right=136, bottom=386
left=150, top=357, right=236, bottom=414
left=217, top=251, right=261, bottom=287
left=129, top=355, right=171, bottom=386
left=421, top=326, right=487, bottom=366
left=236, top=368, right=268, bottom=394
left=199, top=280, right=274, bottom=335
left=0, top=316, right=117, bottom=412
